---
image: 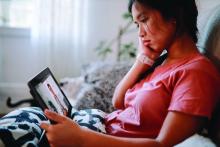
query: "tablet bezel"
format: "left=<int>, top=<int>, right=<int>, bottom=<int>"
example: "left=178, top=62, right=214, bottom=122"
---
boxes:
left=28, top=67, right=72, bottom=117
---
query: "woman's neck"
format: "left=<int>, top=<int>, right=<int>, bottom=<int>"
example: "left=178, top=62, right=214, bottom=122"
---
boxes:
left=164, top=34, right=199, bottom=65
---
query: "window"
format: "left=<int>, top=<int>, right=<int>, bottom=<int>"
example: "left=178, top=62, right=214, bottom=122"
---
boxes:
left=0, top=0, right=33, bottom=28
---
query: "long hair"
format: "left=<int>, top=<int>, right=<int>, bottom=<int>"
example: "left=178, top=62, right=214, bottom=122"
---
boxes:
left=128, top=0, right=198, bottom=43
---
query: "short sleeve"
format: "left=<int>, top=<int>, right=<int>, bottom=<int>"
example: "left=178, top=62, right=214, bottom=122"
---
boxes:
left=168, top=68, right=219, bottom=119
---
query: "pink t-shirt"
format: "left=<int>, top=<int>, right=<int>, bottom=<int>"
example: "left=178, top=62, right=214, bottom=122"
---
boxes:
left=105, top=53, right=220, bottom=138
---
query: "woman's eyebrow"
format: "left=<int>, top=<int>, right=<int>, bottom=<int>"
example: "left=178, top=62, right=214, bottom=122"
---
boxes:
left=133, top=13, right=144, bottom=22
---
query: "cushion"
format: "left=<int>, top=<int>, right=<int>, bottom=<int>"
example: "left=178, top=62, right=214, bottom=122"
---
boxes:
left=198, top=4, right=220, bottom=146
left=199, top=4, right=220, bottom=71
left=61, top=61, right=132, bottom=113
left=208, top=106, right=220, bottom=146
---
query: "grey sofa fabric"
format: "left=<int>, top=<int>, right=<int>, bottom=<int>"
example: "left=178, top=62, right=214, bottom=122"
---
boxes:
left=198, top=4, right=220, bottom=71
left=61, top=61, right=132, bottom=113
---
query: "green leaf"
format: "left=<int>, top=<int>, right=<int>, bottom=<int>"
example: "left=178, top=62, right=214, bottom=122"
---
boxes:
left=118, top=42, right=137, bottom=60
left=95, top=41, right=106, bottom=51
left=122, top=12, right=132, bottom=20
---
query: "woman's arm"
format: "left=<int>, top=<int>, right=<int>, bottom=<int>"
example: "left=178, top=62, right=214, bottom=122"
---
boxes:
left=41, top=110, right=206, bottom=147
left=82, top=111, right=206, bottom=147
left=112, top=37, right=163, bottom=109
left=112, top=60, right=151, bottom=109
left=112, top=39, right=163, bottom=109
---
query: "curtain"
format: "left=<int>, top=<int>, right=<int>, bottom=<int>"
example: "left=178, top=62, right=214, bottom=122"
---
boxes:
left=0, top=0, right=129, bottom=100
left=31, top=0, right=89, bottom=79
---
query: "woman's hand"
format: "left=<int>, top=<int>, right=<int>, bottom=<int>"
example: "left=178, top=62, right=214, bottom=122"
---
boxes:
left=138, top=38, right=163, bottom=60
left=40, top=109, right=84, bottom=147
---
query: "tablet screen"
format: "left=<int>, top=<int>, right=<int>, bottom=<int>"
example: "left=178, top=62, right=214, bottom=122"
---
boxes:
left=35, top=74, right=68, bottom=115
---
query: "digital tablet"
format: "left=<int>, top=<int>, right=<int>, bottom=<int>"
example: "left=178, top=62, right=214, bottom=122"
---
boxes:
left=28, top=67, right=72, bottom=117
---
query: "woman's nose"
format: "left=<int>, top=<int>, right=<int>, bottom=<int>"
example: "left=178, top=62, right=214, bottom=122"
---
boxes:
left=138, top=25, right=146, bottom=38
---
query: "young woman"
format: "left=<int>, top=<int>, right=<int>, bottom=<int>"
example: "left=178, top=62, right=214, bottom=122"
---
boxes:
left=0, top=0, right=220, bottom=147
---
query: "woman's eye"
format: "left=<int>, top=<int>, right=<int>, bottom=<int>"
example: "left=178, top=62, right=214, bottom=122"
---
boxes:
left=134, top=22, right=139, bottom=28
left=140, top=18, right=147, bottom=23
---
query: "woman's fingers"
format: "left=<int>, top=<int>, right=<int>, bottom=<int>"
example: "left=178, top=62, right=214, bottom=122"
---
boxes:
left=50, top=144, right=56, bottom=147
left=40, top=122, right=50, bottom=131
left=44, top=109, right=66, bottom=123
left=138, top=38, right=162, bottom=60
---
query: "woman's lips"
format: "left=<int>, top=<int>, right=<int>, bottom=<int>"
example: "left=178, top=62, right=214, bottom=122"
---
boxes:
left=143, top=42, right=150, bottom=46
left=143, top=40, right=151, bottom=47
left=142, top=41, right=161, bottom=54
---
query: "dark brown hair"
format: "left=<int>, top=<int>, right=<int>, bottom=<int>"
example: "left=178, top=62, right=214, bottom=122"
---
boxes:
left=128, top=0, right=198, bottom=43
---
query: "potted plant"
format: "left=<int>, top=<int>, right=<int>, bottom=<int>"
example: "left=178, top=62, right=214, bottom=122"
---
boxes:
left=95, top=12, right=137, bottom=61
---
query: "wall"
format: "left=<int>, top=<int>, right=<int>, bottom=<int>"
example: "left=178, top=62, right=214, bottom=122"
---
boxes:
left=84, top=0, right=137, bottom=62
left=0, top=28, right=32, bottom=113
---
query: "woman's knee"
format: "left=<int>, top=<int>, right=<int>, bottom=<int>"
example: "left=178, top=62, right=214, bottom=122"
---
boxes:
left=0, top=107, right=50, bottom=146
left=0, top=107, right=49, bottom=127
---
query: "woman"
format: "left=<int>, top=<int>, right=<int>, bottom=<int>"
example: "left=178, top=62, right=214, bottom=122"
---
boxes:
left=1, top=0, right=220, bottom=146
left=40, top=0, right=220, bottom=146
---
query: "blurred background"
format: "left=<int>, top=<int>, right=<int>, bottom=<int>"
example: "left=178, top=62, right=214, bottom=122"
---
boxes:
left=0, top=0, right=219, bottom=114
left=0, top=0, right=137, bottom=110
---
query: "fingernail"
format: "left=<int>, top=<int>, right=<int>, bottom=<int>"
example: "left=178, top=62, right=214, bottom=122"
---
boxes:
left=39, top=121, right=49, bottom=127
left=41, top=121, right=50, bottom=124
left=44, top=109, right=50, bottom=114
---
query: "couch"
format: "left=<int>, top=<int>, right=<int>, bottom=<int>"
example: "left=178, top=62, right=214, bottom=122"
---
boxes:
left=60, top=4, right=220, bottom=147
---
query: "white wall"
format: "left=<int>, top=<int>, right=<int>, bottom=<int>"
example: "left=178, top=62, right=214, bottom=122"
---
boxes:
left=83, top=0, right=135, bottom=62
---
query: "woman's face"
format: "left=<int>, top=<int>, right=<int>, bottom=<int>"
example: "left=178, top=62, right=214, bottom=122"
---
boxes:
left=132, top=2, right=176, bottom=54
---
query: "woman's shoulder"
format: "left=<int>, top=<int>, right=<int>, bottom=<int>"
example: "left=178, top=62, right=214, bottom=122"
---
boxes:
left=176, top=53, right=219, bottom=74
left=156, top=53, right=219, bottom=79
left=166, top=53, right=220, bottom=87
